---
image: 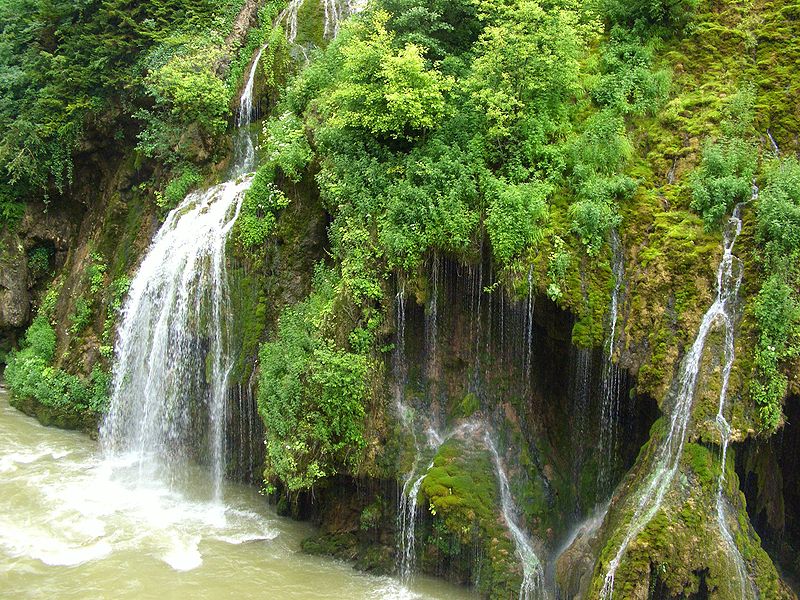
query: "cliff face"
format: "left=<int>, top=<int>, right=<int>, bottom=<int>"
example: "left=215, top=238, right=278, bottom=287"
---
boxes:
left=3, top=0, right=800, bottom=598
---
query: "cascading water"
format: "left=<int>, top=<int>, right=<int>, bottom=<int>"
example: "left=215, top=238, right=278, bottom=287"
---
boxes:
left=280, top=0, right=366, bottom=45
left=101, top=47, right=264, bottom=500
left=597, top=230, right=625, bottom=498
left=485, top=433, right=546, bottom=600
left=398, top=458, right=434, bottom=586
left=396, top=261, right=446, bottom=586
left=279, top=0, right=305, bottom=43
left=524, top=265, right=536, bottom=384
left=394, top=283, right=424, bottom=586
left=231, top=45, right=265, bottom=177
left=101, top=178, right=249, bottom=500
left=599, top=202, right=749, bottom=599
left=426, top=253, right=440, bottom=380
left=712, top=200, right=757, bottom=600
left=570, top=346, right=593, bottom=510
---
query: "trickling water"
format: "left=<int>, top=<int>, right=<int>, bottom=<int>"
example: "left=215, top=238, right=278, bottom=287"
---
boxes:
left=279, top=0, right=305, bottom=43
left=102, top=44, right=265, bottom=500
left=398, top=459, right=434, bottom=585
left=231, top=46, right=266, bottom=177
left=484, top=433, right=546, bottom=600
left=394, top=283, right=423, bottom=586
left=600, top=203, right=748, bottom=599
left=713, top=199, right=757, bottom=600
left=397, top=417, right=482, bottom=586
left=597, top=230, right=625, bottom=498
left=524, top=265, right=536, bottom=384
left=426, top=253, right=440, bottom=381
left=570, top=346, right=593, bottom=510
left=280, top=0, right=365, bottom=44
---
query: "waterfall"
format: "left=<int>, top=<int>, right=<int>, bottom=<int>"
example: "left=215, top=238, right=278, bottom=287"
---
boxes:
left=524, top=265, right=536, bottom=384
left=280, top=0, right=366, bottom=45
left=101, top=46, right=264, bottom=500
left=231, top=46, right=265, bottom=177
left=426, top=253, right=440, bottom=380
left=398, top=459, right=434, bottom=585
left=713, top=200, right=757, bottom=599
left=597, top=230, right=625, bottom=498
left=394, top=283, right=422, bottom=586
left=279, top=0, right=305, bottom=44
left=485, top=433, right=546, bottom=600
left=570, top=346, right=593, bottom=510
left=600, top=202, right=749, bottom=599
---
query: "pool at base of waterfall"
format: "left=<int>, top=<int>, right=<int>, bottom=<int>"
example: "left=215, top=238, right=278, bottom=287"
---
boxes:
left=0, top=389, right=473, bottom=600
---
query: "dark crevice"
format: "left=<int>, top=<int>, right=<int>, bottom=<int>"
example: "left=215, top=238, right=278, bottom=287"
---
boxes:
left=736, top=394, right=800, bottom=592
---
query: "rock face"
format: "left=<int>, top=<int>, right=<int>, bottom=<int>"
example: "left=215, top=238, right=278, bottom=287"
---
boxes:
left=0, top=201, right=78, bottom=331
left=0, top=232, right=29, bottom=329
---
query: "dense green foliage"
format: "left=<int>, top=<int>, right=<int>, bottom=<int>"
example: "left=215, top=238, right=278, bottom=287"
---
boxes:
left=752, top=158, right=800, bottom=430
left=4, top=0, right=800, bottom=593
left=249, top=0, right=699, bottom=494
left=257, top=267, right=369, bottom=491
left=0, top=0, right=243, bottom=198
left=237, top=166, right=290, bottom=249
left=5, top=302, right=109, bottom=415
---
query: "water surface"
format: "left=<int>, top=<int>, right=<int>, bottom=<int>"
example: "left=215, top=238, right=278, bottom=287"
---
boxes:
left=0, top=389, right=473, bottom=600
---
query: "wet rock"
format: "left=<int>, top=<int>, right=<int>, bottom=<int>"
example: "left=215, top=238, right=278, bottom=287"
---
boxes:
left=0, top=231, right=29, bottom=328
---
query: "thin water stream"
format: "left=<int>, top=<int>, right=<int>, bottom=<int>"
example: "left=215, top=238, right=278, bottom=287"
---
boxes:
left=0, top=389, right=472, bottom=600
left=600, top=203, right=750, bottom=598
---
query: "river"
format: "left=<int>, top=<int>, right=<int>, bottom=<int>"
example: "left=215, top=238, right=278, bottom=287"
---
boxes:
left=0, top=388, right=473, bottom=600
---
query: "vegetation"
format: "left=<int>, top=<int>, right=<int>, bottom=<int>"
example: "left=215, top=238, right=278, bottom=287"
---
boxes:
left=752, top=158, right=800, bottom=431
left=5, top=290, right=110, bottom=416
left=257, top=267, right=370, bottom=491
left=3, top=0, right=800, bottom=595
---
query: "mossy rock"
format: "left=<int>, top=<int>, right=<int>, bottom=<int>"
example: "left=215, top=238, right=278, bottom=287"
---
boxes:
left=9, top=394, right=99, bottom=435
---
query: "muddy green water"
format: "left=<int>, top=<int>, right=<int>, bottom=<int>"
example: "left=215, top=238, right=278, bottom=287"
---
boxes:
left=0, top=389, right=473, bottom=599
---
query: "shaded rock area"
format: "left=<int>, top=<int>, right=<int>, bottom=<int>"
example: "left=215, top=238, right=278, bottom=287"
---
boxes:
left=738, top=394, right=800, bottom=594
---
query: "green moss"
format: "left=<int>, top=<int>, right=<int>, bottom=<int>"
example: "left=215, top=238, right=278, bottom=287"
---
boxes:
left=417, top=438, right=522, bottom=598
left=294, top=0, right=326, bottom=47
left=684, top=442, right=716, bottom=489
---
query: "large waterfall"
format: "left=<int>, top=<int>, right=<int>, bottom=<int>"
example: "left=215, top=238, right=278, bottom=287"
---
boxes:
left=600, top=201, right=750, bottom=598
left=101, top=48, right=263, bottom=498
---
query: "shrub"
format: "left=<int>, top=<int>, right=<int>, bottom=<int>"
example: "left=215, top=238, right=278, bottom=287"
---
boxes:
left=690, top=137, right=756, bottom=230
left=600, top=0, right=698, bottom=33
left=486, top=179, right=550, bottom=266
left=262, top=113, right=312, bottom=182
left=27, top=246, right=53, bottom=278
left=321, top=11, right=452, bottom=140
left=752, top=158, right=800, bottom=430
left=258, top=268, right=368, bottom=491
left=236, top=165, right=289, bottom=249
left=162, top=165, right=202, bottom=209
left=5, top=315, right=110, bottom=413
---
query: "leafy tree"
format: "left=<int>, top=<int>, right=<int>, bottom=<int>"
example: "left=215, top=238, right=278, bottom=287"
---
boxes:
left=466, top=0, right=586, bottom=167
left=600, top=0, right=698, bottom=33
left=379, top=0, right=482, bottom=59
left=319, top=11, right=452, bottom=140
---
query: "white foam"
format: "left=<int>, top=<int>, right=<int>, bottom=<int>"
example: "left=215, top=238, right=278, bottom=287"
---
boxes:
left=0, top=520, right=112, bottom=567
left=163, top=535, right=202, bottom=571
left=370, top=579, right=424, bottom=600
